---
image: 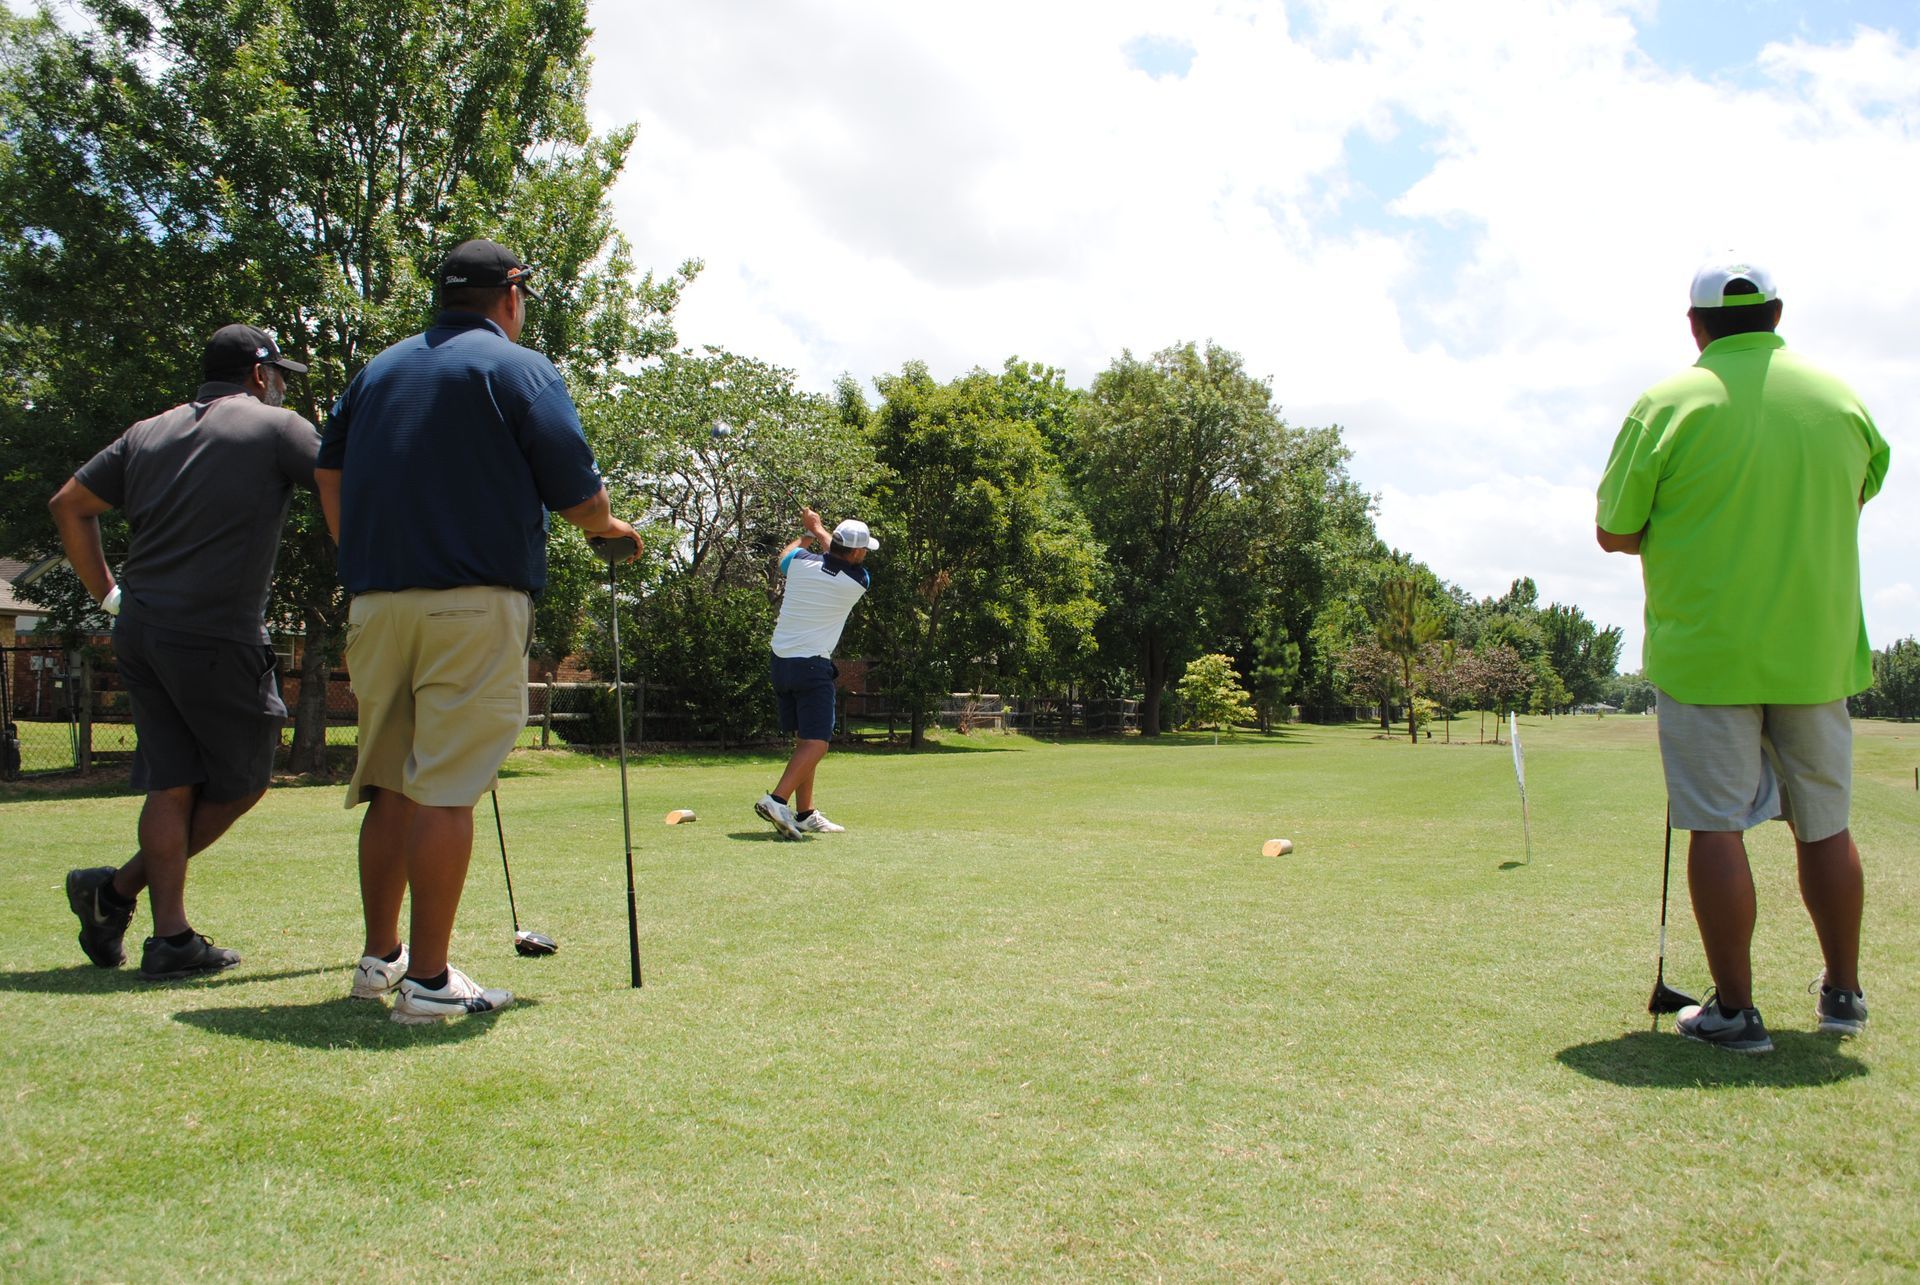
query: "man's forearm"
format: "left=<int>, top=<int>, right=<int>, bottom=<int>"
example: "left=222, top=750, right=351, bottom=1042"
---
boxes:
left=557, top=486, right=618, bottom=536
left=48, top=480, right=115, bottom=602
left=314, top=467, right=343, bottom=544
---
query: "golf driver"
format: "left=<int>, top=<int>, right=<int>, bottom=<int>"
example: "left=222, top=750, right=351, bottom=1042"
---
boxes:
left=1648, top=805, right=1699, bottom=1028
left=491, top=789, right=557, bottom=957
left=590, top=532, right=643, bottom=989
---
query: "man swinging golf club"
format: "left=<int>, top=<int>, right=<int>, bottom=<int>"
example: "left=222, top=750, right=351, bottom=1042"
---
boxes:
left=755, top=508, right=876, bottom=839
left=1596, top=253, right=1890, bottom=1053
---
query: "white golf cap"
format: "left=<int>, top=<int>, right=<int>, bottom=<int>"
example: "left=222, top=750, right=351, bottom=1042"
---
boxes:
left=832, top=518, right=879, bottom=551
left=1689, top=254, right=1779, bottom=309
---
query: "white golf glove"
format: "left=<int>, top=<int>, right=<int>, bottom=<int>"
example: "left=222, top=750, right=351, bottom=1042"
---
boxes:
left=101, top=586, right=122, bottom=617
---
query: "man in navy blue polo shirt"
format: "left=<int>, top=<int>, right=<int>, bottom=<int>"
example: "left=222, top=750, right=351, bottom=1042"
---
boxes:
left=315, top=239, right=639, bottom=1024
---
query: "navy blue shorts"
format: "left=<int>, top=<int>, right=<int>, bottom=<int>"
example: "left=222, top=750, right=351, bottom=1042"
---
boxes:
left=113, top=616, right=286, bottom=802
left=771, top=655, right=838, bottom=741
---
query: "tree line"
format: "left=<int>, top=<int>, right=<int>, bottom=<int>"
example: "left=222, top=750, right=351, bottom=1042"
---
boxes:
left=0, top=0, right=1627, bottom=756
left=1331, top=572, right=1622, bottom=744
left=1849, top=638, right=1920, bottom=720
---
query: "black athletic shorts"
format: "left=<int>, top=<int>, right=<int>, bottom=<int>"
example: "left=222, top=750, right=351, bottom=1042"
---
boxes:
left=113, top=616, right=286, bottom=801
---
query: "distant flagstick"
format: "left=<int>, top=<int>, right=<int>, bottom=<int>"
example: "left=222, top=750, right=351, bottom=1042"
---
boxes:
left=1510, top=711, right=1531, bottom=865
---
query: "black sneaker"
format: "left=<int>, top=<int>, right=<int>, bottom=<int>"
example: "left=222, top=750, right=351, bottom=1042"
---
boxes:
left=1811, top=973, right=1868, bottom=1036
left=1675, top=991, right=1773, bottom=1054
left=66, top=867, right=135, bottom=968
left=139, top=933, right=241, bottom=981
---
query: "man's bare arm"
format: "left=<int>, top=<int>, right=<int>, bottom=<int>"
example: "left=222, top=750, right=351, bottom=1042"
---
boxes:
left=1595, top=524, right=1643, bottom=555
left=777, top=509, right=832, bottom=564
left=314, top=467, right=343, bottom=544
left=47, top=478, right=116, bottom=603
left=556, top=485, right=641, bottom=561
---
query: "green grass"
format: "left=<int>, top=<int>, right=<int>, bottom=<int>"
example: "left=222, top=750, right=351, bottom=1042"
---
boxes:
left=3, top=716, right=1917, bottom=1279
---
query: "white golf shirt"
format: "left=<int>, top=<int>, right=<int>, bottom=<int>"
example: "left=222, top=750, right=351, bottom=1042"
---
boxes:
left=769, top=549, right=870, bottom=658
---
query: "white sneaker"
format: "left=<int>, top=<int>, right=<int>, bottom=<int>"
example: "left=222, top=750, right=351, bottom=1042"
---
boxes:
left=795, top=810, right=845, bottom=833
left=350, top=945, right=410, bottom=1000
left=391, top=965, right=514, bottom=1025
left=755, top=793, right=803, bottom=840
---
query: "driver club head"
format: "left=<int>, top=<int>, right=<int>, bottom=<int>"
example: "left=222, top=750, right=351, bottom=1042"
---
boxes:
left=589, top=534, right=639, bottom=564
left=514, top=930, right=559, bottom=958
left=1649, top=979, right=1698, bottom=1016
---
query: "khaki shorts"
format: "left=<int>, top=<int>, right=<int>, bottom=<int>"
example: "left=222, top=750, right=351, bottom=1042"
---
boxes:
left=343, top=586, right=531, bottom=809
left=1654, top=692, right=1852, bottom=842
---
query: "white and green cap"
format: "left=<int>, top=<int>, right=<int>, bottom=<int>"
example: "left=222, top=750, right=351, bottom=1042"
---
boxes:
left=1689, top=254, right=1778, bottom=308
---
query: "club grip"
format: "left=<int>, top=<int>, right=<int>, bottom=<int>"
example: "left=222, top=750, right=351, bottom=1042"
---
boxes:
left=590, top=534, right=639, bottom=564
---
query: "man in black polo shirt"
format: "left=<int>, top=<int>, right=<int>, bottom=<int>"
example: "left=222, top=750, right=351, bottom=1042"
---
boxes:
left=316, top=239, right=639, bottom=1024
left=50, top=325, right=320, bottom=979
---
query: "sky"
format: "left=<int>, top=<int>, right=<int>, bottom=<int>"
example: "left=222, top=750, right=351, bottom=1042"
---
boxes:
left=583, top=0, right=1917, bottom=668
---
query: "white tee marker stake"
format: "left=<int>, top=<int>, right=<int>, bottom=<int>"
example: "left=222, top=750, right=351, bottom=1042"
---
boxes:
left=1511, top=710, right=1531, bottom=865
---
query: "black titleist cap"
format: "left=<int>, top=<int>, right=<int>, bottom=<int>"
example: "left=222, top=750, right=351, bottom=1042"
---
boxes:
left=202, top=324, right=308, bottom=380
left=438, top=239, right=539, bottom=298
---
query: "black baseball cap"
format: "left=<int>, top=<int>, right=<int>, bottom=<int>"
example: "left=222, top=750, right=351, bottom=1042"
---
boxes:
left=438, top=239, right=539, bottom=298
left=202, top=324, right=308, bottom=380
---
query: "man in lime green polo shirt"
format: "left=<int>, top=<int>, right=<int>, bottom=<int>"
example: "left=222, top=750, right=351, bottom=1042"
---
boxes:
left=1596, top=254, right=1890, bottom=1054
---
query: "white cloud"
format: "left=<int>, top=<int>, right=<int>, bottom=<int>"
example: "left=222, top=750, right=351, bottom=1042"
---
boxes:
left=586, top=0, right=1920, bottom=653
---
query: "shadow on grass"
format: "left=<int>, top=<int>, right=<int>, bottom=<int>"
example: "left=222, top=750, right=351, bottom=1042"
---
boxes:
left=725, top=830, right=807, bottom=844
left=0, top=963, right=337, bottom=995
left=1498, top=860, right=1527, bottom=871
left=175, top=996, right=537, bottom=1049
left=1557, top=1030, right=1868, bottom=1089
left=0, top=770, right=140, bottom=802
left=1121, top=729, right=1309, bottom=749
left=833, top=737, right=1024, bottom=755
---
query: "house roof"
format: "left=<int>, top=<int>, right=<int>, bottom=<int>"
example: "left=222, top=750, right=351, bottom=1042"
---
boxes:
left=0, top=558, right=47, bottom=617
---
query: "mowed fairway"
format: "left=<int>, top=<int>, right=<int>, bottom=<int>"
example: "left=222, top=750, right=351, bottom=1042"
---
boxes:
left=2, top=717, right=1916, bottom=1279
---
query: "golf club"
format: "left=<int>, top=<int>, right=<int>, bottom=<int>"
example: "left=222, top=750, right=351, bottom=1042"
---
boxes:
left=491, top=789, right=557, bottom=957
left=1648, top=805, right=1699, bottom=1029
left=590, top=532, right=643, bottom=989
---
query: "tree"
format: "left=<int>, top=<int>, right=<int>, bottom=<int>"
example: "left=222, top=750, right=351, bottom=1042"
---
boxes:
left=1234, top=426, right=1377, bottom=724
left=1374, top=576, right=1444, bottom=744
left=0, top=0, right=692, bottom=769
left=1528, top=655, right=1573, bottom=716
left=1418, top=640, right=1471, bottom=743
left=1174, top=653, right=1255, bottom=732
left=1068, top=341, right=1284, bottom=735
left=594, top=346, right=872, bottom=589
left=1853, top=637, right=1920, bottom=720
left=1538, top=602, right=1623, bottom=706
left=1337, top=638, right=1400, bottom=729
left=854, top=360, right=1101, bottom=747
left=1474, top=644, right=1534, bottom=741
left=1605, top=671, right=1658, bottom=714
left=1248, top=614, right=1302, bottom=733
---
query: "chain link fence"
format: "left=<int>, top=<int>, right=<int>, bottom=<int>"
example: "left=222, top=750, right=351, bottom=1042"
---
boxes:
left=2, top=644, right=86, bottom=778
left=4, top=645, right=1147, bottom=784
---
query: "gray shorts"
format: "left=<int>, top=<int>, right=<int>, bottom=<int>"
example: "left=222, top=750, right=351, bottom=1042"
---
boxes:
left=1654, top=692, right=1852, bottom=842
